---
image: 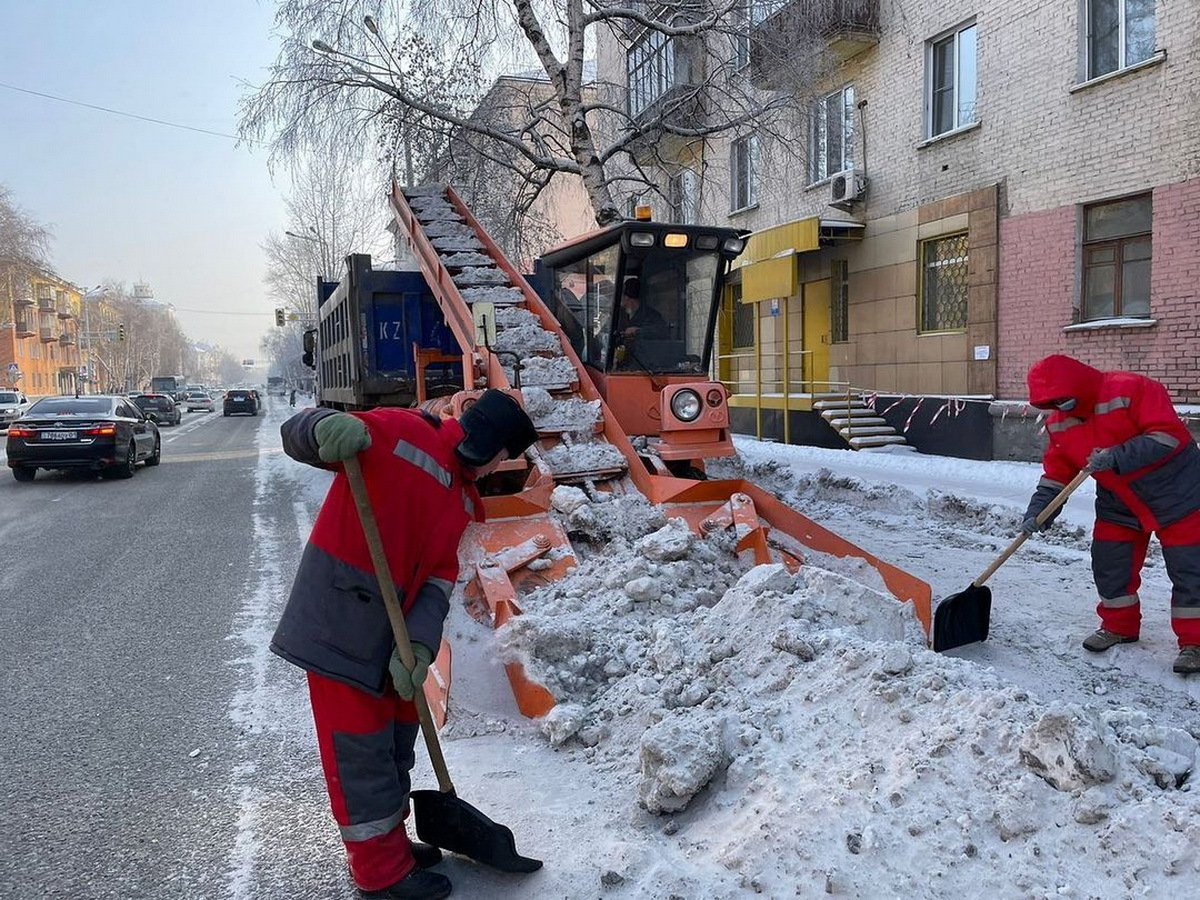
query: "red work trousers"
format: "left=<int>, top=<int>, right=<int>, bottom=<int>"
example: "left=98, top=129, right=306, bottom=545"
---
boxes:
left=307, top=671, right=421, bottom=892
left=1092, top=507, right=1200, bottom=647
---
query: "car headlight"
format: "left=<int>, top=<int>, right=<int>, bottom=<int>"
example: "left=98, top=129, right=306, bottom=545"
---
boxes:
left=670, top=389, right=702, bottom=423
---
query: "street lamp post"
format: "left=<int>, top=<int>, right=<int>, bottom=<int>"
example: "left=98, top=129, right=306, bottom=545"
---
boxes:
left=285, top=227, right=332, bottom=281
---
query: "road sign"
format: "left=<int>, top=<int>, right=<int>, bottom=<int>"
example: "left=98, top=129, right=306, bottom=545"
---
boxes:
left=6, top=363, right=18, bottom=374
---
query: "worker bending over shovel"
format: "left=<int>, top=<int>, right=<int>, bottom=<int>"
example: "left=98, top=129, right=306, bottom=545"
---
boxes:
left=1023, top=354, right=1200, bottom=675
left=272, top=390, right=538, bottom=899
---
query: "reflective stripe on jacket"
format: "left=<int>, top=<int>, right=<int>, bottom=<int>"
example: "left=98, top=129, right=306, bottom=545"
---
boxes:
left=271, top=408, right=483, bottom=695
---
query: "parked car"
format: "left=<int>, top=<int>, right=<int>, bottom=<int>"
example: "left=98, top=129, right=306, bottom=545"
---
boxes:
left=223, top=389, right=258, bottom=416
left=184, top=391, right=215, bottom=412
left=132, top=393, right=182, bottom=426
left=0, top=390, right=31, bottom=429
left=5, top=395, right=160, bottom=482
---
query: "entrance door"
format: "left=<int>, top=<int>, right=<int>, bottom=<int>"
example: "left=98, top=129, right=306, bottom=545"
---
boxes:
left=802, top=279, right=831, bottom=392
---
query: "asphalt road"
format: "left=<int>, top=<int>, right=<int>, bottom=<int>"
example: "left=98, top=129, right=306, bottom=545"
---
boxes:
left=0, top=403, right=326, bottom=899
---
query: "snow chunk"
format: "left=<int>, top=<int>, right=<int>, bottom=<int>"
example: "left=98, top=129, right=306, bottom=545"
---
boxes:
left=494, top=306, right=541, bottom=329
left=494, top=324, right=561, bottom=357
left=460, top=286, right=524, bottom=305
left=542, top=442, right=628, bottom=477
left=1019, top=710, right=1117, bottom=791
left=639, top=712, right=730, bottom=814
left=431, top=235, right=484, bottom=251
left=550, top=485, right=589, bottom=514
left=635, top=519, right=695, bottom=562
left=452, top=266, right=510, bottom=287
left=422, top=222, right=476, bottom=239
left=522, top=387, right=600, bottom=430
left=438, top=251, right=492, bottom=267
left=507, top=356, right=577, bottom=388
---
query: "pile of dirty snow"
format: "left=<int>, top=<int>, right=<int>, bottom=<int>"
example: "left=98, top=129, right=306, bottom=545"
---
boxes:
left=492, top=490, right=1200, bottom=897
left=522, top=387, right=599, bottom=431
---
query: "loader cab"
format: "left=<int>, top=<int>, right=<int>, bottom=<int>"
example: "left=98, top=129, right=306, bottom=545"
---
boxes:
left=538, top=218, right=747, bottom=471
left=539, top=221, right=746, bottom=377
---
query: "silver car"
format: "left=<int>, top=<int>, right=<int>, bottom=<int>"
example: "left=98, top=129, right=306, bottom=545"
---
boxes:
left=184, top=391, right=215, bottom=412
left=0, top=390, right=31, bottom=428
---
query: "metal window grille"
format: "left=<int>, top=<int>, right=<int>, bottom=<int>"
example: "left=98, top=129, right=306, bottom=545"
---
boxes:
left=831, top=259, right=849, bottom=343
left=919, top=233, right=969, bottom=332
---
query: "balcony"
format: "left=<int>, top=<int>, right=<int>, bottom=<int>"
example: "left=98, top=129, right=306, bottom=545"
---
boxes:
left=15, top=319, right=33, bottom=337
left=14, top=295, right=33, bottom=309
left=59, top=332, right=76, bottom=346
left=38, top=298, right=56, bottom=312
left=40, top=326, right=56, bottom=342
left=57, top=303, right=75, bottom=319
left=626, top=33, right=707, bottom=163
left=750, top=0, right=880, bottom=90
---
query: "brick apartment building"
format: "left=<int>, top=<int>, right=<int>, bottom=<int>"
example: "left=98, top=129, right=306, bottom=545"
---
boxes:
left=0, top=273, right=84, bottom=397
left=594, top=0, right=1200, bottom=448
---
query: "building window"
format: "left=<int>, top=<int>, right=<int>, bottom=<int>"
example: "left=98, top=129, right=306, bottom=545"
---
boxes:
left=919, top=233, right=969, bottom=333
left=668, top=169, right=700, bottom=224
left=831, top=260, right=849, bottom=343
left=809, top=85, right=855, bottom=184
left=732, top=2, right=751, bottom=69
left=627, top=29, right=674, bottom=117
left=731, top=134, right=758, bottom=212
left=730, top=284, right=754, bottom=349
left=1086, top=0, right=1155, bottom=79
left=1082, top=194, right=1151, bottom=320
left=927, top=22, right=977, bottom=137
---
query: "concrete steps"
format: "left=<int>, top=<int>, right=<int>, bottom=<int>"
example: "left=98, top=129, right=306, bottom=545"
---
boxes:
left=816, top=397, right=909, bottom=451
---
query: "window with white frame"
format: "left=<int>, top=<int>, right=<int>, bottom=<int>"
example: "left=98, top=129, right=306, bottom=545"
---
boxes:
left=809, top=85, right=855, bottom=183
left=669, top=170, right=700, bottom=224
left=627, top=29, right=675, bottom=117
left=927, top=22, right=977, bottom=138
left=730, top=135, right=758, bottom=212
left=1086, top=0, right=1156, bottom=80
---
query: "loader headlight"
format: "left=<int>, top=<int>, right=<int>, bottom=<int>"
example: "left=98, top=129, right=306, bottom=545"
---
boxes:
left=670, top=389, right=702, bottom=423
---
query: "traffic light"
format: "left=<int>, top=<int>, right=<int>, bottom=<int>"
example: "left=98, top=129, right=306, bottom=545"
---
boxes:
left=275, top=308, right=286, bottom=327
left=118, top=322, right=126, bottom=341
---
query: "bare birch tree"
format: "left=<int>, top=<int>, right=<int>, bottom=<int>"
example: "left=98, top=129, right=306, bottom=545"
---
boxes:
left=241, top=0, right=831, bottom=228
left=0, top=185, right=52, bottom=325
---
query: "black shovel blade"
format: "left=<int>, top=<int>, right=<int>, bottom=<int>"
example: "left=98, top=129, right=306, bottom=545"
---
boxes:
left=932, top=584, right=992, bottom=652
left=411, top=789, right=543, bottom=874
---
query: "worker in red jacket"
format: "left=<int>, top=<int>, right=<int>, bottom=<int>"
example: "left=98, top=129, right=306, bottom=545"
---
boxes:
left=1023, top=355, right=1200, bottom=675
left=273, top=390, right=538, bottom=900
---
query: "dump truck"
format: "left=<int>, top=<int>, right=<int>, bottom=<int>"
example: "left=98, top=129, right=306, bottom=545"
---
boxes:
left=308, top=184, right=932, bottom=724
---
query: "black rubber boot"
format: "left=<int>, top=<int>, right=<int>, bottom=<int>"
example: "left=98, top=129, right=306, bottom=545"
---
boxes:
left=359, top=869, right=452, bottom=900
left=1173, top=646, right=1200, bottom=675
left=1082, top=629, right=1138, bottom=652
left=411, top=842, right=443, bottom=870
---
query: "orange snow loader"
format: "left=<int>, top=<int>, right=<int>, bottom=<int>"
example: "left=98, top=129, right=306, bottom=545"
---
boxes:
left=390, top=185, right=932, bottom=722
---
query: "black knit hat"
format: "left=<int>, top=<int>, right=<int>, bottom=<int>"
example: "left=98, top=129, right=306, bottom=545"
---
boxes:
left=455, top=389, right=539, bottom=467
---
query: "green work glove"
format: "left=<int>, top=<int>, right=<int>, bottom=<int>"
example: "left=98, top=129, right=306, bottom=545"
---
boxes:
left=314, top=412, right=371, bottom=462
left=389, top=642, right=434, bottom=700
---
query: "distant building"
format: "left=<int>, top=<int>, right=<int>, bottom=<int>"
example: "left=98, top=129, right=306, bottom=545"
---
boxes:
left=0, top=272, right=85, bottom=396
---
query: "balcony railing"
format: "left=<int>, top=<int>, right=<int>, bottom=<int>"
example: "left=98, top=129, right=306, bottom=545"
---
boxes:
left=14, top=295, right=34, bottom=308
left=750, top=0, right=880, bottom=89
left=57, top=303, right=74, bottom=319
left=37, top=298, right=56, bottom=311
left=59, top=332, right=76, bottom=346
left=15, top=319, right=33, bottom=337
left=39, top=326, right=56, bottom=342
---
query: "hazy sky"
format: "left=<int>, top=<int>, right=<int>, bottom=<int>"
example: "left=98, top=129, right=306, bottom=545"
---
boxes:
left=0, top=1, right=298, bottom=359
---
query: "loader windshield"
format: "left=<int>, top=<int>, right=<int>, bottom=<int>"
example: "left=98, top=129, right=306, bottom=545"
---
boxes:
left=541, top=221, right=744, bottom=376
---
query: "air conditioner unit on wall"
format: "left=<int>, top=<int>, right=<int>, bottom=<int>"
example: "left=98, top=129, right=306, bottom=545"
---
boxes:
left=829, top=167, right=867, bottom=210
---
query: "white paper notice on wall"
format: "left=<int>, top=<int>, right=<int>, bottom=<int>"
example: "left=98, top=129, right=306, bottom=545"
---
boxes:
left=769, top=298, right=781, bottom=317
left=973, top=345, right=991, bottom=361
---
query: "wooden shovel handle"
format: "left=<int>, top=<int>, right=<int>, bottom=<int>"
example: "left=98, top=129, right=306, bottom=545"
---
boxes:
left=344, top=455, right=455, bottom=795
left=972, top=467, right=1092, bottom=588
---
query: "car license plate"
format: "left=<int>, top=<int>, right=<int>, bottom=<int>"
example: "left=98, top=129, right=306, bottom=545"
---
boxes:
left=42, top=431, right=78, bottom=441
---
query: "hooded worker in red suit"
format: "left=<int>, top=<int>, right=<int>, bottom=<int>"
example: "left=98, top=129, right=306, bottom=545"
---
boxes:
left=1023, top=355, right=1200, bottom=675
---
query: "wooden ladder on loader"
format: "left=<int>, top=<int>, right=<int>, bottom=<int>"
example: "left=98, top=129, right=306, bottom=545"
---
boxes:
left=389, top=184, right=933, bottom=726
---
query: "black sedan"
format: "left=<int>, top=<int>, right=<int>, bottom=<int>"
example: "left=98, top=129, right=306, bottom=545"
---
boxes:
left=223, top=390, right=258, bottom=416
left=5, top=395, right=161, bottom=482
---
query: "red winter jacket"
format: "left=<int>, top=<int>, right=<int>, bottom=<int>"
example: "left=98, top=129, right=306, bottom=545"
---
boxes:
left=271, top=407, right=483, bottom=695
left=1027, top=355, right=1200, bottom=531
